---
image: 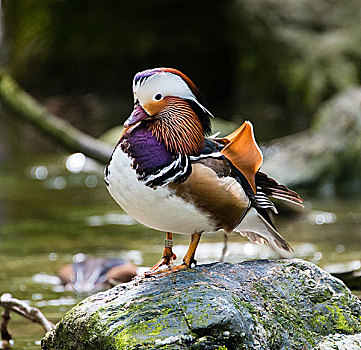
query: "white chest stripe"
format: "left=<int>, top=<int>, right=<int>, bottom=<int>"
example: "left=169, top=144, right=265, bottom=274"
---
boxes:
left=190, top=152, right=223, bottom=161
left=159, top=155, right=189, bottom=186
left=142, top=153, right=191, bottom=188
left=143, top=153, right=182, bottom=184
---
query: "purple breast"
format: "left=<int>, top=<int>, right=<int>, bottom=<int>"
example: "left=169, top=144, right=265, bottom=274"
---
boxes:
left=121, top=124, right=173, bottom=177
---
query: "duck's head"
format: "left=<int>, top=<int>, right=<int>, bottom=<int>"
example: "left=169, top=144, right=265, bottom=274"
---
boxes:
left=124, top=68, right=213, bottom=139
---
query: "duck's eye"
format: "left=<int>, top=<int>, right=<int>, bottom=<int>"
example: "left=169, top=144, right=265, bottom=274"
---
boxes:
left=154, top=93, right=162, bottom=101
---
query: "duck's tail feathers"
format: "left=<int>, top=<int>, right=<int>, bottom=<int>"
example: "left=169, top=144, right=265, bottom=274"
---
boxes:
left=256, top=172, right=304, bottom=207
left=234, top=207, right=294, bottom=257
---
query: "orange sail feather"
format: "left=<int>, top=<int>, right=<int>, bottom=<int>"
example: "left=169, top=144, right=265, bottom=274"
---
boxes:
left=218, top=121, right=263, bottom=193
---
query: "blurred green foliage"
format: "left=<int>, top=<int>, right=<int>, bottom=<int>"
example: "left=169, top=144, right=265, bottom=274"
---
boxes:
left=3, top=0, right=361, bottom=140
left=3, top=0, right=235, bottom=108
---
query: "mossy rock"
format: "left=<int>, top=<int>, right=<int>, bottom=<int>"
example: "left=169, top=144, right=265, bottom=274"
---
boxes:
left=42, top=259, right=361, bottom=349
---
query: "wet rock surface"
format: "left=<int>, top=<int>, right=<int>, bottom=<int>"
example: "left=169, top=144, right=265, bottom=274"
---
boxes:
left=314, top=333, right=361, bottom=350
left=42, top=259, right=361, bottom=350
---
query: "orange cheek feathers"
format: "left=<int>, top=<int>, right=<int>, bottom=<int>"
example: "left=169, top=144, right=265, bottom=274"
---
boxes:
left=143, top=100, right=166, bottom=116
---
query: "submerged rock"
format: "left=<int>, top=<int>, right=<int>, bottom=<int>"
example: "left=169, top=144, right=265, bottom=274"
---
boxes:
left=42, top=259, right=361, bottom=350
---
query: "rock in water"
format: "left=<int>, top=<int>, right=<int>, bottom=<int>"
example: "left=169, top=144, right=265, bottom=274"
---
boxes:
left=262, top=88, right=361, bottom=194
left=42, top=259, right=361, bottom=350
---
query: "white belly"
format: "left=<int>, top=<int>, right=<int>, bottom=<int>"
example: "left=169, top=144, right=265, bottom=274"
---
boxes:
left=106, top=147, right=215, bottom=234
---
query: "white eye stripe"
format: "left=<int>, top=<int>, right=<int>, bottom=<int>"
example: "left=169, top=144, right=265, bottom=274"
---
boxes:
left=133, top=71, right=213, bottom=117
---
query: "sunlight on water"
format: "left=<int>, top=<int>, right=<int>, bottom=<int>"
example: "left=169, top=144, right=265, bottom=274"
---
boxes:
left=86, top=213, right=137, bottom=226
left=66, top=153, right=86, bottom=173
left=30, top=166, right=49, bottom=181
left=308, top=210, right=337, bottom=225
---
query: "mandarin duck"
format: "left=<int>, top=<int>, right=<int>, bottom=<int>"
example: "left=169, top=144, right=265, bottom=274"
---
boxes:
left=104, top=68, right=303, bottom=276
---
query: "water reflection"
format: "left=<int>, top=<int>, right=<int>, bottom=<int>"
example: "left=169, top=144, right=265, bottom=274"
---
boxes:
left=346, top=211, right=361, bottom=224
left=86, top=213, right=136, bottom=226
left=66, top=153, right=86, bottom=173
left=308, top=210, right=337, bottom=225
left=30, top=166, right=48, bottom=181
left=85, top=175, right=98, bottom=188
left=323, top=260, right=361, bottom=274
left=32, top=273, right=61, bottom=286
left=27, top=152, right=104, bottom=192
left=47, top=176, right=67, bottom=190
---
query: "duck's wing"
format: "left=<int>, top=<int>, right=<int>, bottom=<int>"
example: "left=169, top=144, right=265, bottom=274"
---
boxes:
left=183, top=140, right=288, bottom=252
left=175, top=151, right=250, bottom=233
left=202, top=123, right=301, bottom=254
left=234, top=207, right=294, bottom=254
left=255, top=171, right=304, bottom=207
left=211, top=121, right=303, bottom=208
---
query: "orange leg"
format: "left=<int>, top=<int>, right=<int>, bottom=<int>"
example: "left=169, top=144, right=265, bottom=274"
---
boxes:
left=145, top=232, right=202, bottom=277
left=145, top=233, right=177, bottom=274
left=182, top=232, right=201, bottom=267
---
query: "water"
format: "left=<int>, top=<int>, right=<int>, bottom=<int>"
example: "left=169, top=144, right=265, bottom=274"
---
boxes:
left=0, top=153, right=360, bottom=349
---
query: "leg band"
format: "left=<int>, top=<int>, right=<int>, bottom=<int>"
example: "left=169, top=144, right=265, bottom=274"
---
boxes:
left=164, top=239, right=173, bottom=248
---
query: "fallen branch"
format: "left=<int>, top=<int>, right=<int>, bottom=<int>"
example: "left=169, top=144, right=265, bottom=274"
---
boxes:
left=0, top=293, right=54, bottom=346
left=0, top=68, right=112, bottom=164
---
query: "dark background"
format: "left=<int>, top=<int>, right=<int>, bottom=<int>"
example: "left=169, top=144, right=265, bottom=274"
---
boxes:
left=1, top=0, right=361, bottom=151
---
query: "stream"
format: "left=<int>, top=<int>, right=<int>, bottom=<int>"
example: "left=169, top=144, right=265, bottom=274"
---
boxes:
left=0, top=153, right=360, bottom=349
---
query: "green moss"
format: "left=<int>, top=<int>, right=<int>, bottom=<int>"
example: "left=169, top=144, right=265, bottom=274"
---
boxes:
left=113, top=317, right=172, bottom=348
left=177, top=285, right=216, bottom=327
left=329, top=305, right=354, bottom=334
left=44, top=309, right=118, bottom=350
left=102, top=294, right=191, bottom=348
left=252, top=280, right=318, bottom=348
left=311, top=304, right=361, bottom=335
